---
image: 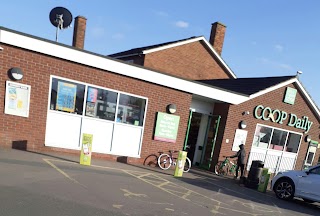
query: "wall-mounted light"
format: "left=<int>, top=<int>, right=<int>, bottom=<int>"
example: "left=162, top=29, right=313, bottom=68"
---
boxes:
left=0, top=46, right=3, bottom=51
left=239, top=120, right=247, bottom=129
left=305, top=135, right=312, bottom=142
left=8, top=67, right=24, bottom=81
left=167, top=104, right=177, bottom=114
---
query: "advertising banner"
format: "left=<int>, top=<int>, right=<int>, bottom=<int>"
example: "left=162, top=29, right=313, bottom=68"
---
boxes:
left=232, top=129, right=248, bottom=151
left=174, top=151, right=187, bottom=177
left=80, top=133, right=93, bottom=166
left=154, top=112, right=180, bottom=143
left=56, top=81, right=77, bottom=112
left=5, top=81, right=31, bottom=118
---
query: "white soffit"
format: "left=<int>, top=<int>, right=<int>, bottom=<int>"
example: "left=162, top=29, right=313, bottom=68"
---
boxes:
left=0, top=29, right=247, bottom=104
left=143, top=36, right=237, bottom=79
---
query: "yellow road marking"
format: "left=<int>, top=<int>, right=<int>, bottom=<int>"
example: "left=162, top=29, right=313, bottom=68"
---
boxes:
left=43, top=158, right=87, bottom=188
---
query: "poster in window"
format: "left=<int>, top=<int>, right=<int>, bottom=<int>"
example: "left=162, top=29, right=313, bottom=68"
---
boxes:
left=87, top=88, right=98, bottom=103
left=232, top=129, right=248, bottom=151
left=5, top=81, right=31, bottom=118
left=86, top=102, right=95, bottom=117
left=56, top=81, right=77, bottom=112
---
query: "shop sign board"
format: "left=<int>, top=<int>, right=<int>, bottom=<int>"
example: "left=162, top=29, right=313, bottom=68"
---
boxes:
left=232, top=129, right=248, bottom=151
left=174, top=151, right=187, bottom=177
left=5, top=81, right=31, bottom=118
left=154, top=112, right=180, bottom=143
left=254, top=105, right=313, bottom=132
left=283, top=87, right=297, bottom=105
left=80, top=133, right=93, bottom=166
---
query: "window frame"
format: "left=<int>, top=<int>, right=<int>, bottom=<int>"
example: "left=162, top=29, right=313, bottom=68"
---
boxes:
left=252, top=123, right=303, bottom=154
left=47, top=75, right=148, bottom=127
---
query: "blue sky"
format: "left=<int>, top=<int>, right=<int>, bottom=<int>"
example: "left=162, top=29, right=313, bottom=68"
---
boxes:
left=1, top=1, right=320, bottom=107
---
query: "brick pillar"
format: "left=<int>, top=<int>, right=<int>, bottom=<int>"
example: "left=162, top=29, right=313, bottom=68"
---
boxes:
left=209, top=22, right=226, bottom=55
left=72, top=16, right=87, bottom=49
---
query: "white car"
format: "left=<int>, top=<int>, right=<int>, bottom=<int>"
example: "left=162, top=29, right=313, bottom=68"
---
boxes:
left=271, top=164, right=320, bottom=203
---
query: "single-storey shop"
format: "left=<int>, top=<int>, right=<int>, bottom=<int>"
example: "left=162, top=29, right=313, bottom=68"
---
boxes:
left=0, top=19, right=319, bottom=174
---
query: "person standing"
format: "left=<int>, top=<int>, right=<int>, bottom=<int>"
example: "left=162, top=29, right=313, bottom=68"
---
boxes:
left=227, top=144, right=246, bottom=179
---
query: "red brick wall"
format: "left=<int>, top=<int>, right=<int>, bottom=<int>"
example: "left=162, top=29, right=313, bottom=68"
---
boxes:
left=217, top=83, right=320, bottom=170
left=144, top=41, right=233, bottom=80
left=0, top=43, right=192, bottom=164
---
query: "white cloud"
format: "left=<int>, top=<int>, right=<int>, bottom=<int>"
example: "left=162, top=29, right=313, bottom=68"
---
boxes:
left=91, top=26, right=105, bottom=38
left=258, top=57, right=292, bottom=71
left=156, top=11, right=169, bottom=17
left=274, top=44, right=284, bottom=52
left=112, top=33, right=125, bottom=40
left=175, top=21, right=189, bottom=28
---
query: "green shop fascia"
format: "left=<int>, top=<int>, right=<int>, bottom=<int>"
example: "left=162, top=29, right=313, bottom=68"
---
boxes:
left=254, top=105, right=313, bottom=133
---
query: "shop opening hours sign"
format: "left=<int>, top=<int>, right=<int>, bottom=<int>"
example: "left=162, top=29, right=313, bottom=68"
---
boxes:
left=154, top=112, right=180, bottom=143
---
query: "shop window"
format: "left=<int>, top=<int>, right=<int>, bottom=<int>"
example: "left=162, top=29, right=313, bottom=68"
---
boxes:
left=85, top=86, right=118, bottom=121
left=116, top=94, right=146, bottom=126
left=253, top=125, right=272, bottom=148
left=285, top=133, right=301, bottom=153
left=269, top=129, right=287, bottom=151
left=50, top=78, right=85, bottom=115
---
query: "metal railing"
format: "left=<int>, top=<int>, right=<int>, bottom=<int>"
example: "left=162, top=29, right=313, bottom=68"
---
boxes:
left=246, top=151, right=296, bottom=174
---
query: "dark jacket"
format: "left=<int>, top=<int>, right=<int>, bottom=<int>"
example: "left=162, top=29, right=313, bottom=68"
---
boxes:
left=230, top=145, right=246, bottom=165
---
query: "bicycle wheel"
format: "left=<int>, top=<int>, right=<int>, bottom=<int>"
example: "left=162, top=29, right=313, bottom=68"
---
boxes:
left=215, top=161, right=229, bottom=175
left=143, top=154, right=158, bottom=168
left=158, top=154, right=172, bottom=170
left=183, top=157, right=191, bottom=172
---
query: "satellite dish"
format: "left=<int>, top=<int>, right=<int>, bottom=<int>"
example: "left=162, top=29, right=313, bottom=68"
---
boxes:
left=49, top=7, right=73, bottom=42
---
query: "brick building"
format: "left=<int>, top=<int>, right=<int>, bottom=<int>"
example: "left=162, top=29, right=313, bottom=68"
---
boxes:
left=0, top=17, right=319, bottom=173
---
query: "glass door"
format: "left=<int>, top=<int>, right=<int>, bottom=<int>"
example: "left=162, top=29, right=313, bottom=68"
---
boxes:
left=200, top=115, right=220, bottom=170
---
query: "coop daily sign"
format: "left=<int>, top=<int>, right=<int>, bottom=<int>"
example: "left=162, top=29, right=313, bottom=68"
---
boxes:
left=254, top=105, right=313, bottom=132
left=154, top=112, right=180, bottom=143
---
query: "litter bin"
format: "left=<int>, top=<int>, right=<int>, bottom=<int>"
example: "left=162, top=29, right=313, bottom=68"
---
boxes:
left=245, top=160, right=264, bottom=189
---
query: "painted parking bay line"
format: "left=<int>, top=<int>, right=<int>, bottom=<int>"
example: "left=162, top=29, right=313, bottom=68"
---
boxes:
left=43, top=158, right=87, bottom=188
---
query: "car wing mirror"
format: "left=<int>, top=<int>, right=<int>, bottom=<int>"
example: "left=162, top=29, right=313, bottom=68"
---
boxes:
left=305, top=171, right=310, bottom=175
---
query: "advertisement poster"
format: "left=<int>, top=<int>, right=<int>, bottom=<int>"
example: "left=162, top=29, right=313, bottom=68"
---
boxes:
left=232, top=129, right=248, bottom=151
left=87, top=87, right=98, bottom=103
left=56, top=81, right=77, bottom=112
left=86, top=102, right=95, bottom=117
left=154, top=112, right=180, bottom=143
left=80, top=133, right=93, bottom=166
left=5, top=81, right=31, bottom=118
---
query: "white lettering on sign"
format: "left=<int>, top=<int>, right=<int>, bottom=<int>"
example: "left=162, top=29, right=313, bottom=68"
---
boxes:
left=254, top=105, right=313, bottom=132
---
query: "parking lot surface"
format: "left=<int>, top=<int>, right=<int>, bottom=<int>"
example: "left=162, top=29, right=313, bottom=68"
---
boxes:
left=0, top=148, right=319, bottom=215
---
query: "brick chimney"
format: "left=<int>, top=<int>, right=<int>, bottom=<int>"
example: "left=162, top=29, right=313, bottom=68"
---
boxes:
left=72, top=16, right=87, bottom=49
left=209, top=22, right=226, bottom=55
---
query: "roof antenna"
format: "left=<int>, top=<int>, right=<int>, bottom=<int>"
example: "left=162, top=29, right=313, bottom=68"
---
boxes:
left=49, top=7, right=73, bottom=42
left=296, top=70, right=303, bottom=76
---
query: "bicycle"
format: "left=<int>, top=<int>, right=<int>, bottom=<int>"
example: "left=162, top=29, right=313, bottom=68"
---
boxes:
left=158, top=150, right=191, bottom=172
left=215, top=156, right=237, bottom=176
left=143, top=151, right=163, bottom=168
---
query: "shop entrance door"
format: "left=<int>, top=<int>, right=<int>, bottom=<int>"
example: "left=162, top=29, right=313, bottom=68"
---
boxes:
left=200, top=115, right=221, bottom=170
left=184, top=112, right=202, bottom=163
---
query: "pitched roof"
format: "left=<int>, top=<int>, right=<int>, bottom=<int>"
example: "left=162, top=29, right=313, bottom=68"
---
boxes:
left=197, top=76, right=296, bottom=95
left=108, top=36, right=237, bottom=79
left=109, top=37, right=196, bottom=57
left=198, top=75, right=320, bottom=119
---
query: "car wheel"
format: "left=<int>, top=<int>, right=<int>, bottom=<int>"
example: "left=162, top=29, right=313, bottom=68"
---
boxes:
left=274, top=178, right=295, bottom=200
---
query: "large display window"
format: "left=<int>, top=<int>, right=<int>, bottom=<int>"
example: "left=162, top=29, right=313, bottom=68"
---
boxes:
left=85, top=86, right=118, bottom=121
left=253, top=124, right=301, bottom=153
left=117, top=93, right=146, bottom=126
left=50, top=78, right=85, bottom=115
left=46, top=76, right=148, bottom=157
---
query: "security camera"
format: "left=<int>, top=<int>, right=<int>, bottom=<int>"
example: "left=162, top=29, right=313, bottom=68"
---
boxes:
left=0, top=46, right=3, bottom=51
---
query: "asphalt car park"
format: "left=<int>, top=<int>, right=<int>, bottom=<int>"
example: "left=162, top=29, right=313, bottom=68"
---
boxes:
left=0, top=148, right=319, bottom=216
